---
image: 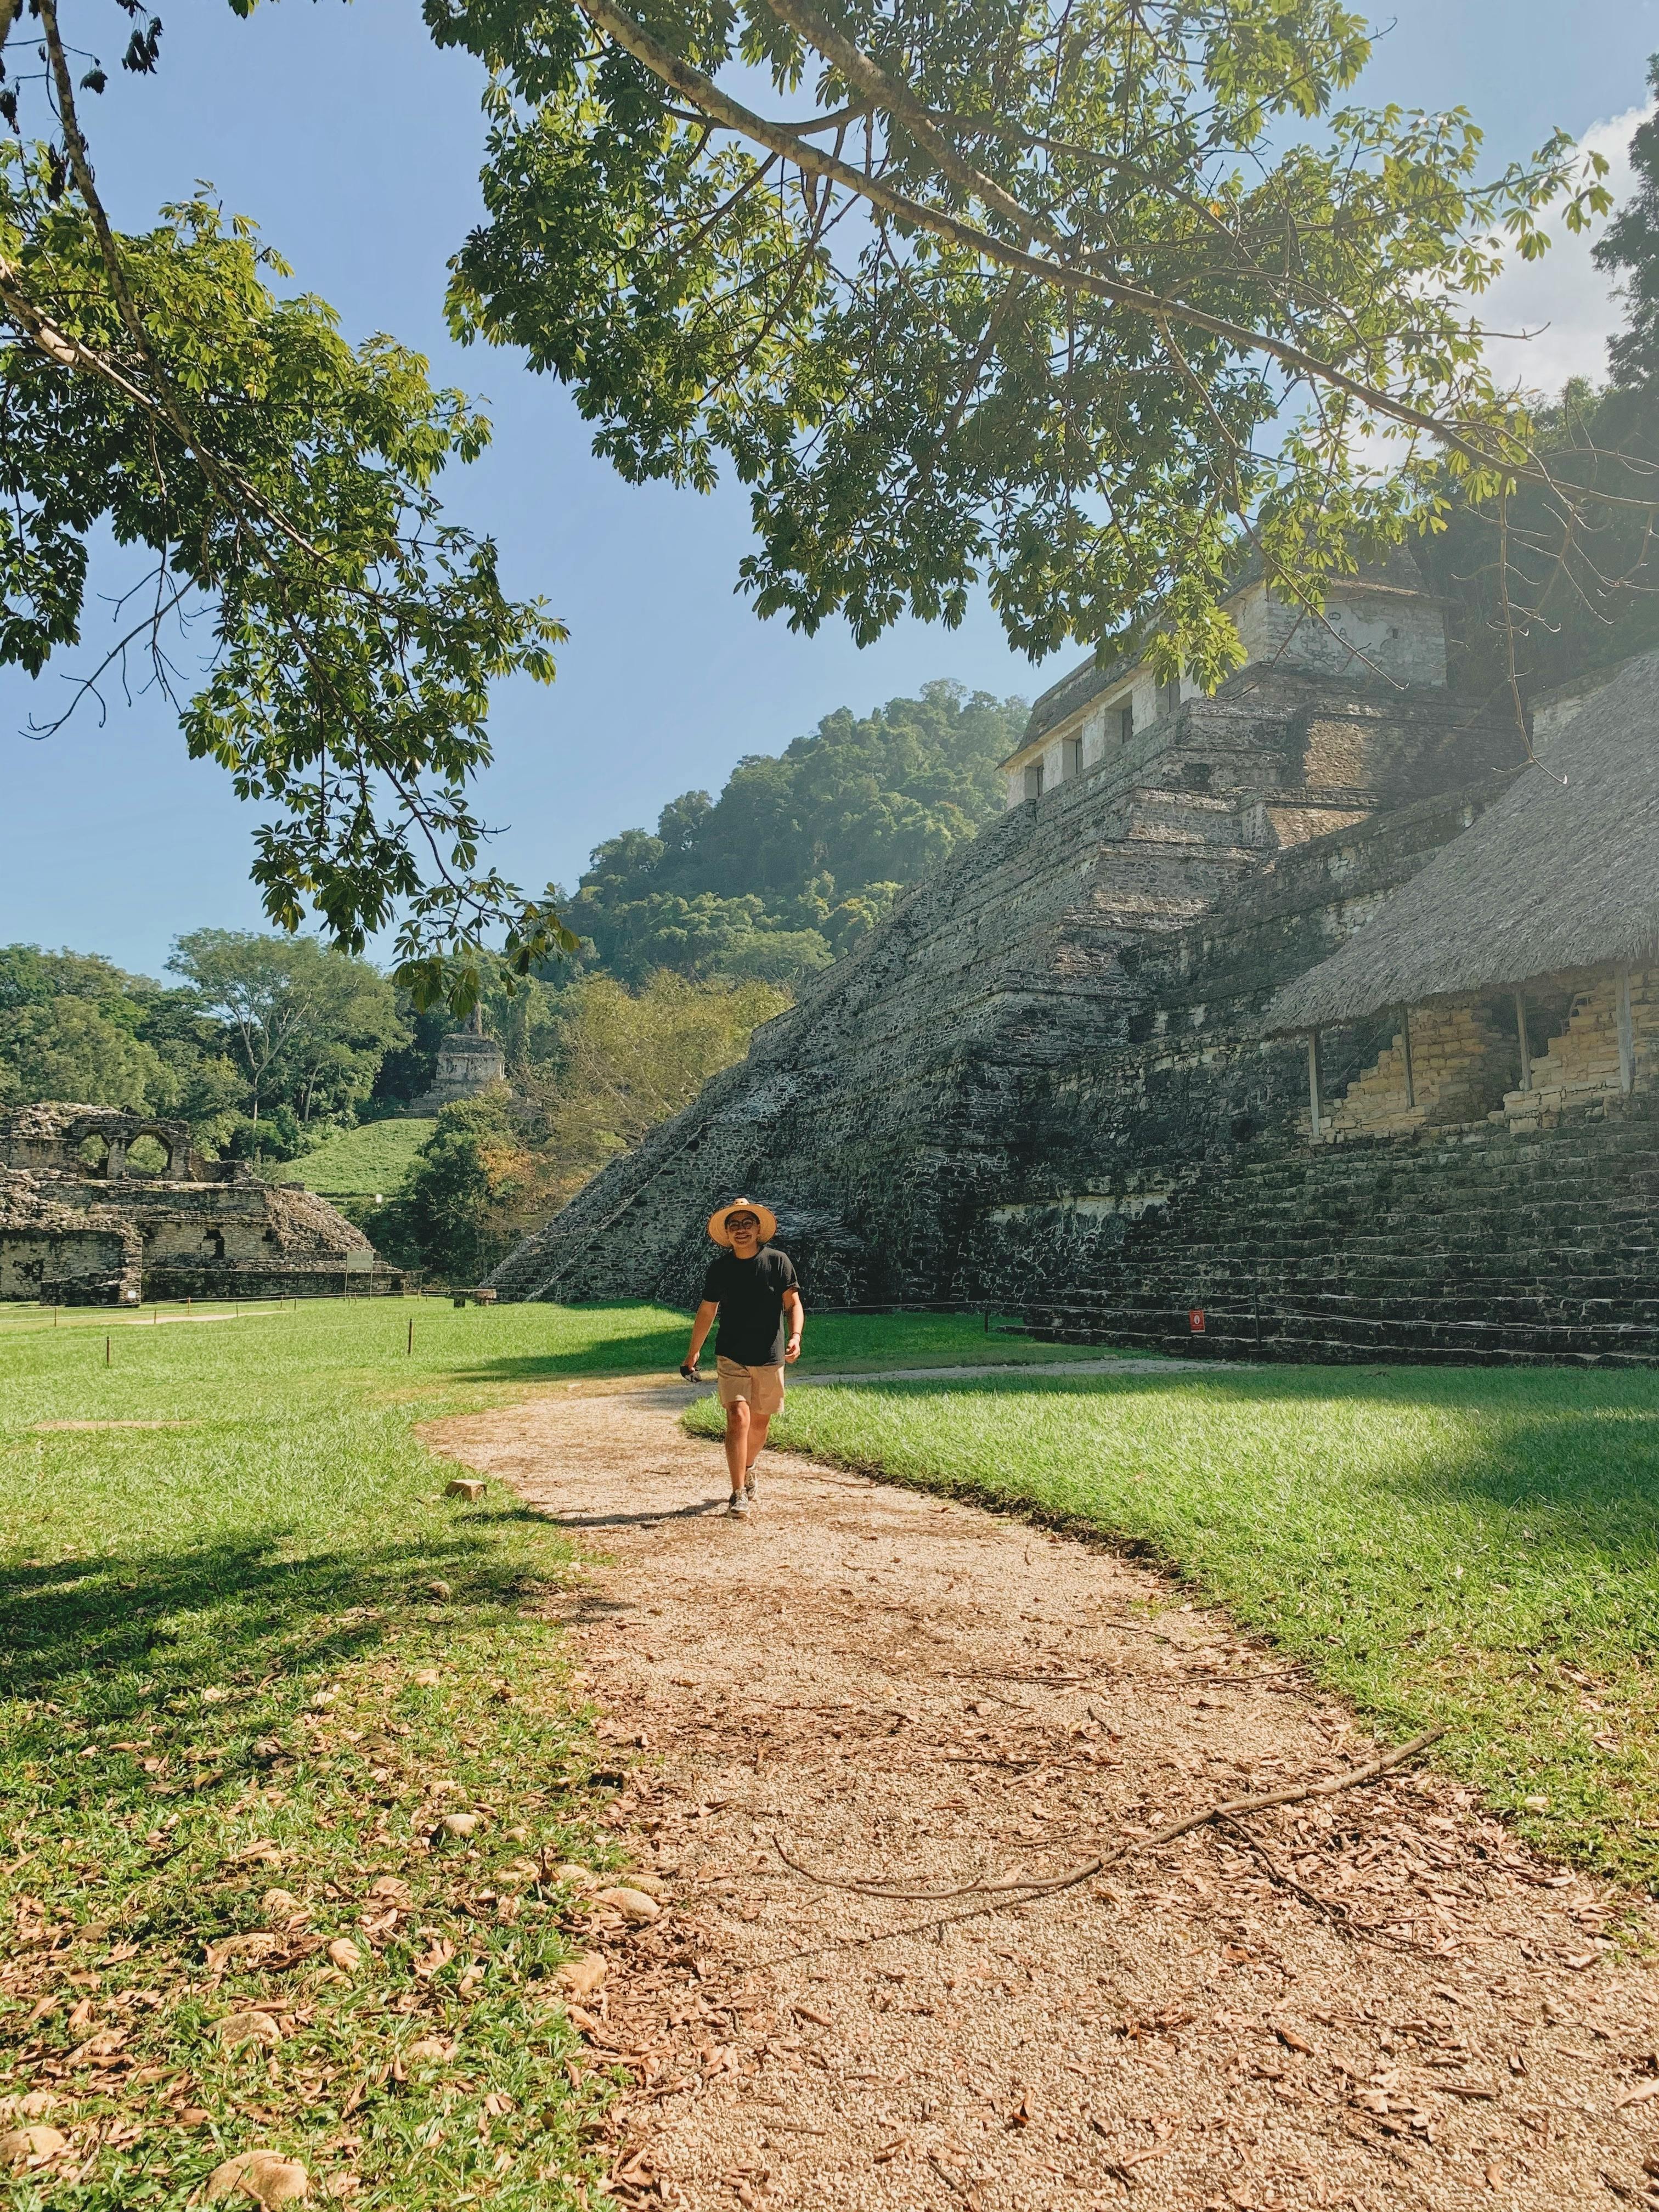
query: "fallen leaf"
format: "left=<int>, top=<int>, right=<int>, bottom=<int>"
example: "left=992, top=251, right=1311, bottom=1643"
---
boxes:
left=216, top=2011, right=283, bottom=2050
left=425, top=1582, right=452, bottom=1601
left=262, top=1891, right=306, bottom=1920
left=405, top=2036, right=453, bottom=2063
left=413, top=1669, right=441, bottom=1688
left=368, top=1876, right=411, bottom=1903
left=556, top=1956, right=607, bottom=1998
left=324, top=2179, right=361, bottom=2200
left=1, top=2126, right=69, bottom=2167
left=328, top=1939, right=363, bottom=1973
left=414, top=1937, right=456, bottom=1979
left=1617, top=2081, right=1659, bottom=2110
left=595, top=1887, right=660, bottom=1925
left=441, top=1814, right=479, bottom=1839
left=206, top=1932, right=278, bottom=1976
left=206, top=2150, right=310, bottom=2205
left=555, top=1863, right=595, bottom=1889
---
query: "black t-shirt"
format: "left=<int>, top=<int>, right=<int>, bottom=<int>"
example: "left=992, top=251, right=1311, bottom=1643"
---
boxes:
left=701, top=1246, right=798, bottom=1366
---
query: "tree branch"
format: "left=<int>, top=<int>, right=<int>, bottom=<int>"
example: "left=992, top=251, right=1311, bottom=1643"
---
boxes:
left=574, top=0, right=1535, bottom=486
left=760, top=0, right=1065, bottom=249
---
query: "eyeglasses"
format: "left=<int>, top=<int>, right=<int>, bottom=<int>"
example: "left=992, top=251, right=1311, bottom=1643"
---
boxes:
left=726, top=1215, right=760, bottom=1232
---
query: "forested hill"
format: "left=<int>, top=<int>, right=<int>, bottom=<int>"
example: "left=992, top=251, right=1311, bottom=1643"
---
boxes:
left=566, top=681, right=1028, bottom=988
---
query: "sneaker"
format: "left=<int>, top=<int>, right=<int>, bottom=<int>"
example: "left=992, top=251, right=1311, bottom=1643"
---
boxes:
left=744, top=1471, right=760, bottom=1509
left=726, top=1491, right=750, bottom=1519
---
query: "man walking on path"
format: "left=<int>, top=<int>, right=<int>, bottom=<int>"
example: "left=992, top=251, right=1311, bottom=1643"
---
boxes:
left=681, top=1199, right=803, bottom=1518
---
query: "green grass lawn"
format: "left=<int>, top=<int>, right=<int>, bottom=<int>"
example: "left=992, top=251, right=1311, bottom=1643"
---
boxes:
left=292, top=1119, right=433, bottom=1197
left=0, top=1297, right=1097, bottom=2206
left=20, top=1300, right=1651, bottom=2208
left=0, top=1299, right=656, bottom=2210
left=689, top=1362, right=1659, bottom=1892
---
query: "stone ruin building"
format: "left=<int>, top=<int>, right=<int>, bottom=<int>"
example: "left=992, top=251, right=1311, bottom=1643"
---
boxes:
left=0, top=1103, right=400, bottom=1304
left=405, top=1007, right=509, bottom=1116
left=489, top=561, right=1659, bottom=1364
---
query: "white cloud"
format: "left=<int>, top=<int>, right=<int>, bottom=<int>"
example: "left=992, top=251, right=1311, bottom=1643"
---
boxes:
left=1477, top=101, right=1651, bottom=398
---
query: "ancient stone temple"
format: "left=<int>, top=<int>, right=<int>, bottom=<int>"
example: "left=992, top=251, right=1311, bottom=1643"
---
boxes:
left=0, top=1103, right=403, bottom=1304
left=489, top=563, right=1659, bottom=1364
left=407, top=1009, right=509, bottom=1116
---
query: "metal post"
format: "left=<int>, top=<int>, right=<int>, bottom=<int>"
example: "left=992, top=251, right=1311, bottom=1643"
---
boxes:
left=1515, top=992, right=1532, bottom=1092
left=1307, top=1031, right=1322, bottom=1138
left=1618, top=964, right=1635, bottom=1094
left=1400, top=1006, right=1415, bottom=1109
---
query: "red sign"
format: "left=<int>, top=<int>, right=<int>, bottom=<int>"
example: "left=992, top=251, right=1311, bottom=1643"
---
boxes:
left=1188, top=1307, right=1206, bottom=1333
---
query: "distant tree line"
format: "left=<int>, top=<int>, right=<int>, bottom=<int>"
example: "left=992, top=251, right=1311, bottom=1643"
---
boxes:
left=1423, top=61, right=1659, bottom=707
left=0, top=682, right=1024, bottom=1274
left=0, top=933, right=403, bottom=1161
left=565, top=683, right=1026, bottom=988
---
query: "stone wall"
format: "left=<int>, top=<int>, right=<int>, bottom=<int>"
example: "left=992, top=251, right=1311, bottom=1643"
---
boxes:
left=0, top=1103, right=403, bottom=1303
left=995, top=1090, right=1659, bottom=1366
left=0, top=1174, right=140, bottom=1303
left=407, top=1034, right=509, bottom=1118
left=1231, top=579, right=1448, bottom=689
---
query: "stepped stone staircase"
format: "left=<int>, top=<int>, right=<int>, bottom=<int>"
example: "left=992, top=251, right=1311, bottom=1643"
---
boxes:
left=490, top=659, right=1521, bottom=1314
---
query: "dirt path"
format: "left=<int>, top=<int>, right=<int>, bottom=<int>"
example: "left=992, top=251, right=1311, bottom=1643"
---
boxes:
left=431, top=1383, right=1659, bottom=2212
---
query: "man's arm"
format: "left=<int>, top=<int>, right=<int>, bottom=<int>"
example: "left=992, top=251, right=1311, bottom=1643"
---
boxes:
left=783, top=1285, right=804, bottom=1364
left=683, top=1298, right=719, bottom=1377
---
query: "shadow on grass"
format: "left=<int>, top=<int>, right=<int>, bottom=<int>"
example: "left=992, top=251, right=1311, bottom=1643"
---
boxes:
left=0, top=1515, right=560, bottom=1760
left=449, top=1323, right=688, bottom=1384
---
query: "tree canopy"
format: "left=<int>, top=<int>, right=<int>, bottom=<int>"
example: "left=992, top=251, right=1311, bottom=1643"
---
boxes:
left=0, top=930, right=404, bottom=1154
left=0, top=0, right=1637, bottom=995
left=0, top=1, right=569, bottom=1007
left=1415, top=56, right=1659, bottom=711
left=364, top=969, right=788, bottom=1278
left=567, top=680, right=1024, bottom=983
left=167, top=929, right=405, bottom=1132
left=437, top=0, right=1611, bottom=689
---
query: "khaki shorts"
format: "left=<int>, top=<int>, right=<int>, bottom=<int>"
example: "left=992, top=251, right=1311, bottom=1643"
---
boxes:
left=715, top=1355, right=786, bottom=1416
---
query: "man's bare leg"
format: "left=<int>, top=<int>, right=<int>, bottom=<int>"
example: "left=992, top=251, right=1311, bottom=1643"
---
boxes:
left=745, top=1413, right=770, bottom=1473
left=724, top=1401, right=751, bottom=1496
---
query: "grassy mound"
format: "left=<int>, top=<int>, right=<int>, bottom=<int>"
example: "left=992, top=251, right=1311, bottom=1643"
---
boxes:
left=690, top=1361, right=1659, bottom=1890
left=295, top=1120, right=434, bottom=1198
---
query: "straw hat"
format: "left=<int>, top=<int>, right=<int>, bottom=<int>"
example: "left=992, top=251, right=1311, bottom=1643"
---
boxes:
left=707, top=1196, right=777, bottom=1246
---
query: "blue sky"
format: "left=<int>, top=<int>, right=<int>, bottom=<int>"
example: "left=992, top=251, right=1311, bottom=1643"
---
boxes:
left=3, top=0, right=1657, bottom=977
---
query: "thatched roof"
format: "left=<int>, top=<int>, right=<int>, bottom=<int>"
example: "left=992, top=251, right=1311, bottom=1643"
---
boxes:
left=1264, top=650, right=1659, bottom=1034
